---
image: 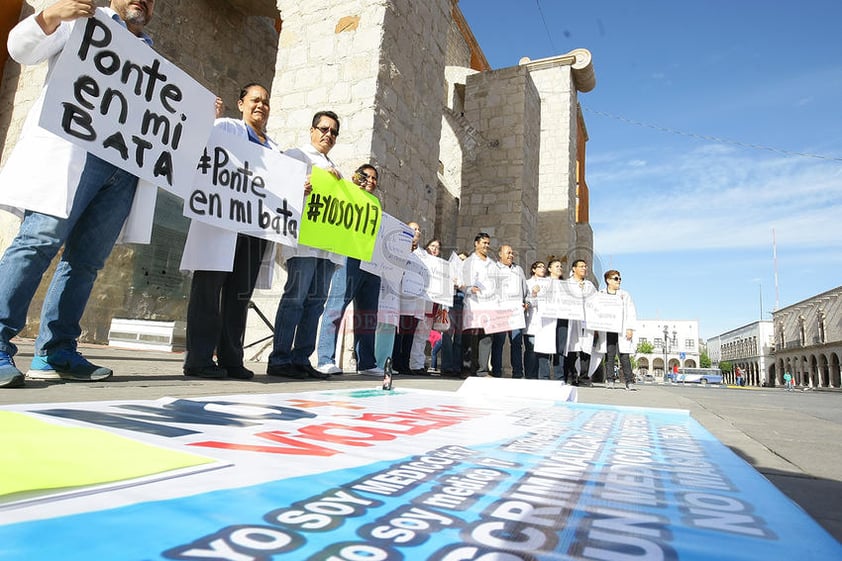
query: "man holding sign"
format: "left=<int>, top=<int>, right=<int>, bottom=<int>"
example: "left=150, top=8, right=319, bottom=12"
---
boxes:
left=267, top=111, right=343, bottom=380
left=0, top=0, right=157, bottom=388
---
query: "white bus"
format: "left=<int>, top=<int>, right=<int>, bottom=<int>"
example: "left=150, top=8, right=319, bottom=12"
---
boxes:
left=669, top=367, right=724, bottom=385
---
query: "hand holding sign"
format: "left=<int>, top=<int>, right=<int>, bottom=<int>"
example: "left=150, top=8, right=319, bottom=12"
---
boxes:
left=298, top=166, right=382, bottom=261
left=39, top=10, right=215, bottom=194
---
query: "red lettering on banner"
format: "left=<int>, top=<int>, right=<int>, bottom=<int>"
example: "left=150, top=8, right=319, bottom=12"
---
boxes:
left=190, top=430, right=340, bottom=456
left=297, top=423, right=398, bottom=446
left=355, top=413, right=462, bottom=434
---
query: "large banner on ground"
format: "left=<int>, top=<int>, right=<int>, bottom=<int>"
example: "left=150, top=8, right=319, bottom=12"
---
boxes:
left=2, top=385, right=839, bottom=560
left=39, top=10, right=215, bottom=195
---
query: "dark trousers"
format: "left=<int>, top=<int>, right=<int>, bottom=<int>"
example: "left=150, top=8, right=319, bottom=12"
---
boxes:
left=537, top=319, right=568, bottom=381
left=440, top=290, right=464, bottom=373
left=392, top=314, right=419, bottom=373
left=523, top=334, right=538, bottom=379
left=491, top=328, right=524, bottom=377
left=605, top=332, right=633, bottom=383
left=565, top=351, right=591, bottom=384
left=185, top=234, right=268, bottom=369
left=465, top=328, right=492, bottom=375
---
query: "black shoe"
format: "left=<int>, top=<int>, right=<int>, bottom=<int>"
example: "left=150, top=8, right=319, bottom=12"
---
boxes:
left=409, top=368, right=427, bottom=375
left=267, top=364, right=308, bottom=379
left=225, top=365, right=255, bottom=380
left=184, top=365, right=227, bottom=379
left=296, top=363, right=329, bottom=380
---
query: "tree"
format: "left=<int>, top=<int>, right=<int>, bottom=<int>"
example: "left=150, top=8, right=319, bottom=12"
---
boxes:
left=636, top=341, right=654, bottom=354
left=719, top=360, right=732, bottom=374
left=700, top=350, right=712, bottom=368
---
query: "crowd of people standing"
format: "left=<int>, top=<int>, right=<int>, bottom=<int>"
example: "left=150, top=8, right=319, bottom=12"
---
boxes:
left=0, top=0, right=638, bottom=390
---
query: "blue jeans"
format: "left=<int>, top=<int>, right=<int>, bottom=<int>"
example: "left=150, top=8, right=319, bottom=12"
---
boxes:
left=316, top=258, right=380, bottom=370
left=431, top=338, right=442, bottom=369
left=491, top=328, right=524, bottom=377
left=0, top=153, right=137, bottom=356
left=269, top=256, right=335, bottom=366
left=343, top=258, right=381, bottom=370
left=316, top=263, right=347, bottom=367
left=374, top=322, right=396, bottom=370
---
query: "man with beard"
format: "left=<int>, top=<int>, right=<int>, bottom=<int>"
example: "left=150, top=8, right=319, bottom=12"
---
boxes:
left=0, top=0, right=158, bottom=388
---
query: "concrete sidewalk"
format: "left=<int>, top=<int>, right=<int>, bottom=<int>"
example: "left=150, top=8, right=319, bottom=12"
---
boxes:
left=2, top=340, right=840, bottom=543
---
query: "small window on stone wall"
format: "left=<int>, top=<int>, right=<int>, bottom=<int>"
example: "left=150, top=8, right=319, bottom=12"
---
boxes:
left=453, top=83, right=466, bottom=115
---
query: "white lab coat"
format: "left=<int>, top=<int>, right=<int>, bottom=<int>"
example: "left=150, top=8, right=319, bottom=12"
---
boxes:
left=595, top=288, right=637, bottom=355
left=564, top=276, right=597, bottom=355
left=0, top=10, right=157, bottom=244
left=178, top=119, right=278, bottom=288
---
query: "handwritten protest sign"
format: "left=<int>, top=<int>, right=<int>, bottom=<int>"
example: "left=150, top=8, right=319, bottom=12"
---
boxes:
left=39, top=10, right=215, bottom=195
left=462, top=263, right=526, bottom=332
left=585, top=292, right=624, bottom=332
left=298, top=167, right=381, bottom=260
left=448, top=252, right=463, bottom=287
left=419, top=253, right=455, bottom=307
left=401, top=251, right=429, bottom=298
left=360, top=213, right=413, bottom=287
left=541, top=279, right=586, bottom=320
left=183, top=127, right=306, bottom=245
left=466, top=307, right=526, bottom=333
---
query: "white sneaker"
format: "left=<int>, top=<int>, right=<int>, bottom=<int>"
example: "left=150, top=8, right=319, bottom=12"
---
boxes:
left=359, top=367, right=385, bottom=376
left=317, top=363, right=342, bottom=375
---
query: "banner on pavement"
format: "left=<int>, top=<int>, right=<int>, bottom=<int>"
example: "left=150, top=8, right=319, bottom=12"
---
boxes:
left=2, top=386, right=840, bottom=560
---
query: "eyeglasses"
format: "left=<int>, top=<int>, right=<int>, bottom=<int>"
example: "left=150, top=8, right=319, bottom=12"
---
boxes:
left=315, top=125, right=339, bottom=137
left=610, top=277, right=622, bottom=281
left=359, top=172, right=377, bottom=182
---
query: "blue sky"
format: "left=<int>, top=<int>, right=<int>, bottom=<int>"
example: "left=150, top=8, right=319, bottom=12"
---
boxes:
left=459, top=0, right=842, bottom=339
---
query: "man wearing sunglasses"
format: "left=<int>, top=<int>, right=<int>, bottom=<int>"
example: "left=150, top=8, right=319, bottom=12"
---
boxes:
left=267, top=111, right=342, bottom=380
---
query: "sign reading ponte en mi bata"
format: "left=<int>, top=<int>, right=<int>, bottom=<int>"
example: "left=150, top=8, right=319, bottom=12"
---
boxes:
left=38, top=10, right=215, bottom=194
left=184, top=127, right=307, bottom=245
left=1, top=385, right=840, bottom=560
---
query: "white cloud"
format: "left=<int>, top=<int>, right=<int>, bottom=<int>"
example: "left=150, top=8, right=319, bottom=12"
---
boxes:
left=590, top=144, right=842, bottom=254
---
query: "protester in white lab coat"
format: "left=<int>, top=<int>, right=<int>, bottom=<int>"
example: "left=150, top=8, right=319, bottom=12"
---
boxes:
left=0, top=0, right=161, bottom=388
left=179, top=83, right=280, bottom=380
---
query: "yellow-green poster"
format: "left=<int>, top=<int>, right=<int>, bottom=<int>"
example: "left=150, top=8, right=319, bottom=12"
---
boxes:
left=298, top=167, right=382, bottom=261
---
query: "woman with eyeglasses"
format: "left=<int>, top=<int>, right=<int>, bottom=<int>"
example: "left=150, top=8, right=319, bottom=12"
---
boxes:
left=601, top=269, right=637, bottom=390
left=522, top=260, right=546, bottom=378
left=316, top=164, right=382, bottom=376
left=534, top=257, right=568, bottom=381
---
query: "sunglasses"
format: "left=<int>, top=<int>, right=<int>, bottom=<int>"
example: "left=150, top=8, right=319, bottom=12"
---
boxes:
left=609, top=276, right=622, bottom=281
left=315, top=125, right=339, bottom=137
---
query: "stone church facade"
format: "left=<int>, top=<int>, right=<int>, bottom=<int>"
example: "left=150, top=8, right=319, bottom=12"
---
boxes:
left=0, top=0, right=595, bottom=355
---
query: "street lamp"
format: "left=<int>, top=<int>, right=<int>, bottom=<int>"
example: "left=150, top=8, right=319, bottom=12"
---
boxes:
left=662, top=324, right=677, bottom=380
left=662, top=325, right=669, bottom=379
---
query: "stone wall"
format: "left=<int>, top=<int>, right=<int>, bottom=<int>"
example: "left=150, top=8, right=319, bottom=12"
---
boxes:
left=525, top=61, right=579, bottom=265
left=459, top=65, right=541, bottom=266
